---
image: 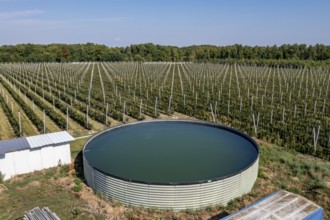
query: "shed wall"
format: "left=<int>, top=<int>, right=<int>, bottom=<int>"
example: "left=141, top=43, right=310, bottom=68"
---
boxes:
left=0, top=143, right=71, bottom=180
left=13, top=149, right=30, bottom=175
left=0, top=152, right=15, bottom=180
left=53, top=144, right=71, bottom=165
left=41, top=146, right=55, bottom=169
left=28, top=148, right=43, bottom=172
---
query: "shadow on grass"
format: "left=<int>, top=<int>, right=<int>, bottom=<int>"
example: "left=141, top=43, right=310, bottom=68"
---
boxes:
left=208, top=211, right=229, bottom=219
left=73, top=150, right=86, bottom=183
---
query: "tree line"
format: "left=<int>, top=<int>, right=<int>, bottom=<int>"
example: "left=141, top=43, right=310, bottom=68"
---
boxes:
left=0, top=43, right=330, bottom=66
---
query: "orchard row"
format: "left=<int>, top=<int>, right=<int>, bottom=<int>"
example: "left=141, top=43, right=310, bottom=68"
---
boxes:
left=0, top=62, right=329, bottom=159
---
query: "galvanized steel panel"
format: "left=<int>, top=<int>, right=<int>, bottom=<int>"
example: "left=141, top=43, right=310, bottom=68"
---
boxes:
left=84, top=157, right=259, bottom=211
left=83, top=120, right=259, bottom=211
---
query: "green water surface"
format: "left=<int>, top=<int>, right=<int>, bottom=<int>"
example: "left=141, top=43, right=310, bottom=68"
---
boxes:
left=84, top=121, right=258, bottom=184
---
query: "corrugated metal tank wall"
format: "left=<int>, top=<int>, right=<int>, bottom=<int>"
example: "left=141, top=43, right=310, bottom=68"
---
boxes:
left=83, top=157, right=259, bottom=211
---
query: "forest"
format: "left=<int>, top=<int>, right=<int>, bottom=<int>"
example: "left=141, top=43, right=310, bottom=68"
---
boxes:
left=0, top=43, right=330, bottom=66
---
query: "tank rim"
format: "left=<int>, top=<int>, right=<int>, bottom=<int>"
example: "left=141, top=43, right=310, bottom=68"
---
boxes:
left=83, top=119, right=259, bottom=185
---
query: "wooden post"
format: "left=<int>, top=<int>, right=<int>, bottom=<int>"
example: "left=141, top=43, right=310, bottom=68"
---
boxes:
left=289, top=91, right=292, bottom=102
left=270, top=108, right=273, bottom=125
left=86, top=105, right=89, bottom=128
left=167, top=95, right=172, bottom=114
left=252, top=112, right=260, bottom=136
left=183, top=94, right=186, bottom=107
left=139, top=99, right=142, bottom=117
left=123, top=101, right=126, bottom=122
left=314, top=101, right=317, bottom=114
left=313, top=125, right=321, bottom=156
left=105, top=103, right=109, bottom=125
left=251, top=96, right=254, bottom=112
left=43, top=110, right=46, bottom=133
left=154, top=97, right=158, bottom=117
left=18, top=111, right=22, bottom=136
left=66, top=107, right=69, bottom=131
left=210, top=103, right=216, bottom=123
left=214, top=101, right=218, bottom=115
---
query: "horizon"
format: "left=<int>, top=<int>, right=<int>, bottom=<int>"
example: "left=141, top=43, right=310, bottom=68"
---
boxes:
left=1, top=42, right=330, bottom=48
left=0, top=0, right=330, bottom=47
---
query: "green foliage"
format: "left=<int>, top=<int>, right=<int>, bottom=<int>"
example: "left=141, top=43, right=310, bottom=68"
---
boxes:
left=71, top=207, right=81, bottom=216
left=71, top=184, right=82, bottom=192
left=124, top=210, right=134, bottom=219
left=72, top=177, right=82, bottom=192
left=226, top=198, right=238, bottom=210
left=59, top=164, right=70, bottom=174
left=258, top=170, right=268, bottom=179
left=1, top=43, right=330, bottom=66
left=0, top=94, right=21, bottom=137
left=306, top=177, right=326, bottom=192
left=0, top=76, right=44, bottom=132
left=2, top=61, right=329, bottom=160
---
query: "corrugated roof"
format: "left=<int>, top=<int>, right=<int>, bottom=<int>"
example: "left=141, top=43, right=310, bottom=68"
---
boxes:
left=47, top=131, right=75, bottom=145
left=26, top=134, right=52, bottom=149
left=23, top=207, right=61, bottom=220
left=0, top=137, right=29, bottom=155
left=222, top=190, right=323, bottom=220
left=26, top=131, right=74, bottom=149
left=0, top=131, right=74, bottom=154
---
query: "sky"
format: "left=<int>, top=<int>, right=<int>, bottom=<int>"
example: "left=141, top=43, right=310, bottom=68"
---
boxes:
left=0, top=0, right=329, bottom=47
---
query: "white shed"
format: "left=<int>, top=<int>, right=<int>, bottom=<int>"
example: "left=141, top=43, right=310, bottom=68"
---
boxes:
left=0, top=131, right=74, bottom=181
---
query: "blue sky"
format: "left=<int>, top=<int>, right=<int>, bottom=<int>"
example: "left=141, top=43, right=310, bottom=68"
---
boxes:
left=0, top=0, right=329, bottom=47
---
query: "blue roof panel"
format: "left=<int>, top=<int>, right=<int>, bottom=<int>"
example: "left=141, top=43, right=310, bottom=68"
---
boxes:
left=0, top=137, right=29, bottom=155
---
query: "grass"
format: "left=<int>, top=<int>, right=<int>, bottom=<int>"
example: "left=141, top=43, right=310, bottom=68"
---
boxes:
left=0, top=166, right=105, bottom=220
left=71, top=137, right=90, bottom=159
left=0, top=104, right=14, bottom=140
left=0, top=139, right=329, bottom=219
